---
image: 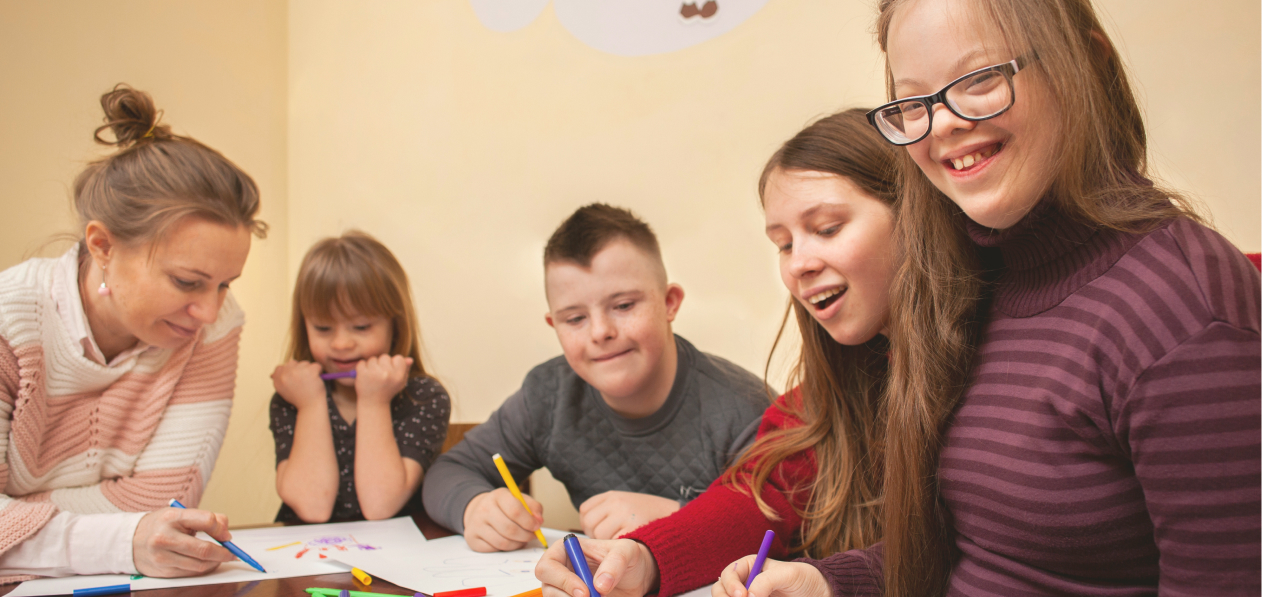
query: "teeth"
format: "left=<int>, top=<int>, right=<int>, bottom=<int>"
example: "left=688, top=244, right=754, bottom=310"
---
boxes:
left=950, top=145, right=999, bottom=170
left=808, top=288, right=841, bottom=304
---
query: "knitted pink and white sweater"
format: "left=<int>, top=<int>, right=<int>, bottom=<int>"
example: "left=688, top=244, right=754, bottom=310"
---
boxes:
left=0, top=248, right=241, bottom=580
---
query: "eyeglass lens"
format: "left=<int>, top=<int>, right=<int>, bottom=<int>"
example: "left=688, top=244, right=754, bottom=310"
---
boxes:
left=874, top=68, right=1014, bottom=144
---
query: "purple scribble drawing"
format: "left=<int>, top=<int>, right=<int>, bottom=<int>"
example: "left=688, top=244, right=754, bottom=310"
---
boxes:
left=300, top=535, right=381, bottom=555
left=348, top=534, right=381, bottom=551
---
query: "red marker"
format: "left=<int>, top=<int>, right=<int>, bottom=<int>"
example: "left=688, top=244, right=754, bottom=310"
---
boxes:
left=433, top=589, right=486, bottom=597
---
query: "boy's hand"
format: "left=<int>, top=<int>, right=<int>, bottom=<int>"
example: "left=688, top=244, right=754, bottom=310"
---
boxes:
left=713, top=556, right=831, bottom=597
left=579, top=491, right=679, bottom=539
left=463, top=487, right=544, bottom=552
left=355, top=355, right=412, bottom=406
left=536, top=537, right=659, bottom=597
left=271, top=360, right=326, bottom=409
left=133, top=507, right=236, bottom=578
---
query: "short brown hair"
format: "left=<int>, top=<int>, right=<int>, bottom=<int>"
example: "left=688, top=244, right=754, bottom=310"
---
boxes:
left=543, top=203, right=664, bottom=273
left=73, top=84, right=267, bottom=249
left=286, top=230, right=428, bottom=378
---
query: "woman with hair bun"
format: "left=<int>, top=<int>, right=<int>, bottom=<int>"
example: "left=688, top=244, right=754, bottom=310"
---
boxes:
left=0, top=85, right=266, bottom=581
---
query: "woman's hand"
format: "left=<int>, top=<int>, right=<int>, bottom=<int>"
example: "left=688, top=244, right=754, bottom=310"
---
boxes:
left=271, top=360, right=326, bottom=409
left=536, top=537, right=659, bottom=597
left=579, top=491, right=679, bottom=539
left=132, top=507, right=236, bottom=578
left=713, top=556, right=831, bottom=597
left=355, top=355, right=412, bottom=406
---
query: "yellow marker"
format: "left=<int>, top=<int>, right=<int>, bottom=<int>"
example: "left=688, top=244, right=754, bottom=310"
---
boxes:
left=351, top=567, right=372, bottom=585
left=266, top=541, right=302, bottom=551
left=509, top=588, right=543, bottom=597
left=492, top=453, right=548, bottom=548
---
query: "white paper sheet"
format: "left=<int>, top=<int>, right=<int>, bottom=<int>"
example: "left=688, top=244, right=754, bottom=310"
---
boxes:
left=7, top=517, right=428, bottom=596
left=678, top=587, right=711, bottom=597
left=331, top=528, right=571, bottom=596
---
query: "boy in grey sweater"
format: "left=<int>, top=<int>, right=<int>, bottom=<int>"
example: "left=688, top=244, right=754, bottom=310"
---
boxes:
left=423, top=204, right=767, bottom=552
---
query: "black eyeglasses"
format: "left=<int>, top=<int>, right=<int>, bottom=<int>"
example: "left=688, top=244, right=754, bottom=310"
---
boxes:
left=866, top=54, right=1034, bottom=146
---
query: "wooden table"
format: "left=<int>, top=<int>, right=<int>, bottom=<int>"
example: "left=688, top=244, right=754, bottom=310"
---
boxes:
left=0, top=512, right=457, bottom=597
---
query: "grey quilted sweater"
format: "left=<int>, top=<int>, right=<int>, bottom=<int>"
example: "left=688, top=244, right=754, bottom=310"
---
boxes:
left=421, top=335, right=767, bottom=533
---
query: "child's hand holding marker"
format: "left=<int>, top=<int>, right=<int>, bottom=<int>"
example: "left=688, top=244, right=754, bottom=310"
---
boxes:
left=353, top=354, right=412, bottom=407
left=711, top=558, right=827, bottom=597
left=272, top=360, right=328, bottom=409
left=535, top=537, right=660, bottom=597
left=463, top=487, right=545, bottom=552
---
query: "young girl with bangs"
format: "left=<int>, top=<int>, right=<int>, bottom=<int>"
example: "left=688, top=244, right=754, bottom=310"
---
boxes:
left=715, top=0, right=1260, bottom=596
left=270, top=231, right=450, bottom=523
left=535, top=108, right=898, bottom=597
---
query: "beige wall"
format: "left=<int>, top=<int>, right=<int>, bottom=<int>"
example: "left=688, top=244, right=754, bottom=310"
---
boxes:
left=1, top=0, right=1257, bottom=529
left=288, top=0, right=1260, bottom=528
left=0, top=1, right=290, bottom=525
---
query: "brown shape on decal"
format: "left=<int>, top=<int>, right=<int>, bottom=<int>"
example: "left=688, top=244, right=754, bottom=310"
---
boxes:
left=680, top=1, right=719, bottom=20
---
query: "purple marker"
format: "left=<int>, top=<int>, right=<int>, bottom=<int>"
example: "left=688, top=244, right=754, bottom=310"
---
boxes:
left=745, top=530, right=775, bottom=589
left=320, top=370, right=356, bottom=380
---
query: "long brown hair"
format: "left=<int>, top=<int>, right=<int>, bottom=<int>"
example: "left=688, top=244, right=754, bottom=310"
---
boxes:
left=873, top=1, right=1204, bottom=595
left=286, top=230, right=429, bottom=379
left=721, top=108, right=899, bottom=558
left=73, top=84, right=267, bottom=248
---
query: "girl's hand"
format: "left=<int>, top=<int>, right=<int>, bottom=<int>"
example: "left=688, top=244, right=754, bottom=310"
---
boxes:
left=536, top=537, right=660, bottom=597
left=714, top=557, right=831, bottom=597
left=271, top=360, right=326, bottom=409
left=355, top=354, right=412, bottom=406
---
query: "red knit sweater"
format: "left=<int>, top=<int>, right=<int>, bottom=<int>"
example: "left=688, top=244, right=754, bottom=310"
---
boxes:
left=623, top=394, right=816, bottom=597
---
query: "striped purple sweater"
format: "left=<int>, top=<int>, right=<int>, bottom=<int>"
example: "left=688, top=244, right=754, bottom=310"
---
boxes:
left=805, top=205, right=1261, bottom=596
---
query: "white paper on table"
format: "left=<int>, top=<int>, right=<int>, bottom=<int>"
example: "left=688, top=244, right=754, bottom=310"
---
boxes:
left=678, top=587, right=711, bottom=597
left=7, top=517, right=428, bottom=596
left=331, top=528, right=571, bottom=596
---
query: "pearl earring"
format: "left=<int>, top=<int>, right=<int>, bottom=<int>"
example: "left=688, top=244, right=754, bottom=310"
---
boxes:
left=97, top=265, right=110, bottom=297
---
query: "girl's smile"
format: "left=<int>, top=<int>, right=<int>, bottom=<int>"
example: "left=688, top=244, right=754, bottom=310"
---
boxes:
left=888, top=0, right=1062, bottom=230
left=763, top=168, right=896, bottom=346
left=306, top=313, right=394, bottom=386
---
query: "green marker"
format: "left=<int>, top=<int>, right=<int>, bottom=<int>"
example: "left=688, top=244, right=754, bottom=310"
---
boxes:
left=305, top=588, right=411, bottom=597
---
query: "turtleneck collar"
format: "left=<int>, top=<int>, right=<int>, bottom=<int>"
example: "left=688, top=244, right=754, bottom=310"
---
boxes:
left=965, top=199, right=1149, bottom=317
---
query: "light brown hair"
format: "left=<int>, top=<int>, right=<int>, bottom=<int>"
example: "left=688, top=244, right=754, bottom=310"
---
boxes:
left=73, top=84, right=267, bottom=250
left=543, top=203, right=665, bottom=277
left=286, top=230, right=428, bottom=379
left=722, top=108, right=898, bottom=558
left=873, top=1, right=1204, bottom=595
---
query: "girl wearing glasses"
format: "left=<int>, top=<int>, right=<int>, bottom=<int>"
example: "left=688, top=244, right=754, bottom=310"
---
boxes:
left=714, top=0, right=1260, bottom=596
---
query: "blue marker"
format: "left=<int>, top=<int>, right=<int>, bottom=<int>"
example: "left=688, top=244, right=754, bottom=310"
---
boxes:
left=73, top=584, right=130, bottom=597
left=563, top=534, right=600, bottom=597
left=168, top=499, right=267, bottom=573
